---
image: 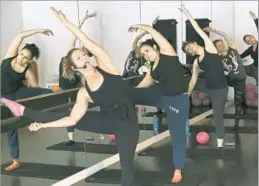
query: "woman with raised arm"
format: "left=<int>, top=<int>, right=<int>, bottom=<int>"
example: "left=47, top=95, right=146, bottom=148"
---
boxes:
left=240, top=11, right=258, bottom=83
left=1, top=27, right=53, bottom=171
left=180, top=5, right=228, bottom=152
left=203, top=27, right=247, bottom=128
left=122, top=16, right=159, bottom=78
left=58, top=10, right=97, bottom=146
left=128, top=16, right=189, bottom=183
left=1, top=7, right=138, bottom=186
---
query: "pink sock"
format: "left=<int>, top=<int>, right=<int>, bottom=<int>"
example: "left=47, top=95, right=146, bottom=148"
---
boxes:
left=0, top=98, right=24, bottom=117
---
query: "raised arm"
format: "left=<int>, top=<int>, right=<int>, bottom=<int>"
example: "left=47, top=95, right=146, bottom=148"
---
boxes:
left=68, top=11, right=97, bottom=51
left=188, top=59, right=200, bottom=96
left=51, top=7, right=118, bottom=74
left=129, top=23, right=176, bottom=56
left=132, top=32, right=148, bottom=51
left=179, top=5, right=217, bottom=54
left=4, top=29, right=53, bottom=60
left=29, top=88, right=89, bottom=131
left=203, top=27, right=237, bottom=49
left=249, top=11, right=258, bottom=30
left=25, top=69, right=39, bottom=87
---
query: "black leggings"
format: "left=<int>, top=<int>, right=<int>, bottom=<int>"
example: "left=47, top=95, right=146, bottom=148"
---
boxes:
left=23, top=105, right=139, bottom=186
left=226, top=78, right=246, bottom=116
left=208, top=87, right=229, bottom=139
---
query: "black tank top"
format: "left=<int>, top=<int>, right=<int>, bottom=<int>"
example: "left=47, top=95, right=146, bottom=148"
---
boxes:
left=150, top=54, right=188, bottom=96
left=84, top=67, right=132, bottom=108
left=198, top=50, right=227, bottom=90
left=1, top=56, right=30, bottom=95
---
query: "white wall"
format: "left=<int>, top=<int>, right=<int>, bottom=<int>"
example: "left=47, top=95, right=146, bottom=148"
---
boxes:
left=99, top=1, right=141, bottom=73
left=21, top=1, right=102, bottom=86
left=1, top=1, right=258, bottom=89
left=0, top=1, right=23, bottom=59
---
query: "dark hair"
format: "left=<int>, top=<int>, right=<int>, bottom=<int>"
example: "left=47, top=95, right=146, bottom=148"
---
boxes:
left=22, top=43, right=40, bottom=60
left=243, top=34, right=253, bottom=43
left=181, top=41, right=195, bottom=53
left=140, top=39, right=160, bottom=51
left=213, top=39, right=223, bottom=46
left=62, top=48, right=79, bottom=80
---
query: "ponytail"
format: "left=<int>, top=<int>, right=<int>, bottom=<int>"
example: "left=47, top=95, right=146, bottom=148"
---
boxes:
left=62, top=56, right=75, bottom=81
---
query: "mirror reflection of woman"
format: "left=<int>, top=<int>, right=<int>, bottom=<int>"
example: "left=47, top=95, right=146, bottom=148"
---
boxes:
left=1, top=28, right=53, bottom=171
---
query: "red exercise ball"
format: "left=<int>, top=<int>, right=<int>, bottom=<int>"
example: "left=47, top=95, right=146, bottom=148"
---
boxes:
left=196, top=131, right=210, bottom=145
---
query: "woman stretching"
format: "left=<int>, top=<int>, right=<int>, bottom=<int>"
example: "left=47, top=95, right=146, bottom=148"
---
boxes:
left=1, top=27, right=53, bottom=171
left=203, top=27, right=247, bottom=128
left=58, top=10, right=97, bottom=146
left=240, top=11, right=258, bottom=84
left=1, top=7, right=138, bottom=186
left=128, top=20, right=189, bottom=183
left=180, top=5, right=228, bottom=151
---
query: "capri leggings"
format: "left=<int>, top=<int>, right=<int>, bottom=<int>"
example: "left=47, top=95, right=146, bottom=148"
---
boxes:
left=129, top=87, right=189, bottom=169
left=23, top=103, right=139, bottom=186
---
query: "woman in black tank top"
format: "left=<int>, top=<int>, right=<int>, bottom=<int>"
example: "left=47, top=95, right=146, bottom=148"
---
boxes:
left=1, top=8, right=138, bottom=186
left=128, top=20, right=189, bottom=183
left=180, top=5, right=228, bottom=153
left=57, top=11, right=96, bottom=146
left=1, top=28, right=54, bottom=171
left=203, top=27, right=248, bottom=128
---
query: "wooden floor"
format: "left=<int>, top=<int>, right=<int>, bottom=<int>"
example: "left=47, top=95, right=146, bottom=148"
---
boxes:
left=1, top=106, right=258, bottom=186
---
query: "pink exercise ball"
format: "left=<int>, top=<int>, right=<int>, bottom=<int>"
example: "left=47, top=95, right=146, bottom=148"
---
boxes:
left=108, top=134, right=116, bottom=141
left=199, top=92, right=208, bottom=100
left=202, top=98, right=211, bottom=106
left=246, top=92, right=255, bottom=100
left=192, top=98, right=202, bottom=106
left=252, top=99, right=258, bottom=107
left=196, top=131, right=210, bottom=145
left=246, top=83, right=254, bottom=90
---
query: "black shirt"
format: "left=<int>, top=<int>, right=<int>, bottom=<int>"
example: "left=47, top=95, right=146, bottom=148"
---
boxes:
left=150, top=54, right=188, bottom=96
left=84, top=67, right=132, bottom=108
left=198, top=50, right=228, bottom=90
left=222, top=47, right=247, bottom=80
left=122, top=50, right=146, bottom=78
left=240, top=18, right=258, bottom=67
left=59, top=57, right=81, bottom=90
left=1, top=56, right=30, bottom=95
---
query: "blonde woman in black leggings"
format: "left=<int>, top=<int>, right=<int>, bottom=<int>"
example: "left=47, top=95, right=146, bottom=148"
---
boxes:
left=1, top=7, right=138, bottom=186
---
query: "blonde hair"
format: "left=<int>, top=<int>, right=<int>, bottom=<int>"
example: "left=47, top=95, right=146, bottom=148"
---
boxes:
left=62, top=48, right=79, bottom=81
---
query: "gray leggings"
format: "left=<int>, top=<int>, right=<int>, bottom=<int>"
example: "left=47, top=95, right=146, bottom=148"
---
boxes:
left=208, top=87, right=229, bottom=139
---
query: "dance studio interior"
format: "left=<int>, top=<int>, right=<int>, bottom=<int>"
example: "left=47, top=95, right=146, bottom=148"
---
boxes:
left=1, top=1, right=258, bottom=186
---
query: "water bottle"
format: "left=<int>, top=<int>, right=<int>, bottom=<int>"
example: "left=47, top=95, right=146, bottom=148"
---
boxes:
left=153, top=115, right=159, bottom=135
left=186, top=120, right=190, bottom=148
left=186, top=120, right=190, bottom=135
